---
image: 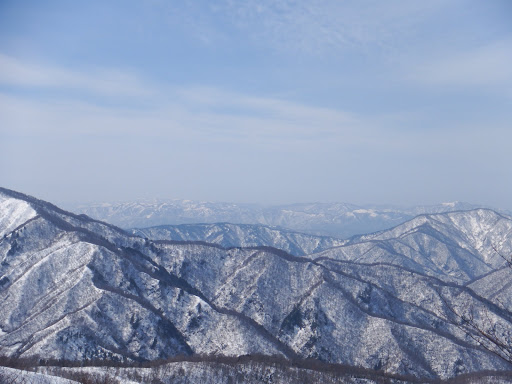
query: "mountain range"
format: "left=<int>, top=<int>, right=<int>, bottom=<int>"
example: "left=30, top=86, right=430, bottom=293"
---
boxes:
left=130, top=223, right=346, bottom=256
left=71, top=199, right=489, bottom=238
left=2, top=187, right=512, bottom=382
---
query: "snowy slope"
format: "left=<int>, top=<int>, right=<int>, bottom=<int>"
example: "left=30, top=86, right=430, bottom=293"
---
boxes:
left=2, top=187, right=512, bottom=380
left=0, top=197, right=37, bottom=238
left=131, top=222, right=346, bottom=256
left=0, top=366, right=79, bottom=383
left=318, top=209, right=512, bottom=282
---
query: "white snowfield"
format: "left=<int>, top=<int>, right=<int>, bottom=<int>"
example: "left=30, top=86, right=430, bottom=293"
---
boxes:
left=0, top=196, right=37, bottom=238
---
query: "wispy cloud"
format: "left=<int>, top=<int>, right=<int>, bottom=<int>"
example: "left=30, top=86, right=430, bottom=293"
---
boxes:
left=410, top=40, right=512, bottom=90
left=0, top=54, right=154, bottom=98
left=0, top=88, right=367, bottom=149
left=150, top=0, right=450, bottom=55
left=175, top=86, right=361, bottom=140
left=208, top=0, right=449, bottom=54
left=2, top=53, right=507, bottom=154
left=0, top=54, right=370, bottom=146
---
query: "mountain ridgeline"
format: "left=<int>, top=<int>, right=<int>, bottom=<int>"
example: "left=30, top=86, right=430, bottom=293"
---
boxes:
left=130, top=223, right=346, bottom=256
left=2, top=187, right=512, bottom=381
left=72, top=199, right=488, bottom=238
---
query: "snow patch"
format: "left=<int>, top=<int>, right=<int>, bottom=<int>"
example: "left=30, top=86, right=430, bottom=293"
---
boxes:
left=353, top=209, right=378, bottom=217
left=0, top=197, right=37, bottom=237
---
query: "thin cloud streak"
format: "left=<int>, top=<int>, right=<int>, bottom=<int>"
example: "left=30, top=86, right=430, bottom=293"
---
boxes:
left=0, top=89, right=367, bottom=147
left=1, top=55, right=506, bottom=153
left=409, top=40, right=512, bottom=89
left=214, top=0, right=449, bottom=54
left=0, top=54, right=154, bottom=98
left=0, top=55, right=367, bottom=145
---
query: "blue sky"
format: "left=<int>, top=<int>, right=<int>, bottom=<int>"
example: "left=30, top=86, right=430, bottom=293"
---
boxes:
left=1, top=0, right=511, bottom=207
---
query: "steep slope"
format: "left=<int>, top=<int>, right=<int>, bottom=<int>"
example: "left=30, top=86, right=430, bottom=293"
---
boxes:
left=315, top=209, right=512, bottom=283
left=131, top=223, right=346, bottom=256
left=2, top=188, right=512, bottom=380
left=71, top=199, right=487, bottom=238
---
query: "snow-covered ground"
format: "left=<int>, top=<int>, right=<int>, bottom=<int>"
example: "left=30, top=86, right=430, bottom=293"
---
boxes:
left=0, top=366, right=79, bottom=383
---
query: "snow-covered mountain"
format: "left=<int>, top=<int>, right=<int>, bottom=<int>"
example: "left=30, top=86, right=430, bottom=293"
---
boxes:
left=318, top=208, right=512, bottom=283
left=2, top=187, right=512, bottom=380
left=71, top=199, right=486, bottom=238
left=130, top=223, right=346, bottom=256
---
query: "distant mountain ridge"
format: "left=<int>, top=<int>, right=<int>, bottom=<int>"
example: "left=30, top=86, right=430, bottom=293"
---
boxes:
left=131, top=223, right=346, bottom=256
left=2, top=187, right=512, bottom=380
left=320, top=208, right=512, bottom=283
left=71, top=199, right=491, bottom=238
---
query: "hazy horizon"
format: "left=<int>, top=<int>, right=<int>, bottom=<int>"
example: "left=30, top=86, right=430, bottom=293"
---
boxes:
left=1, top=1, right=511, bottom=209
left=60, top=195, right=500, bottom=214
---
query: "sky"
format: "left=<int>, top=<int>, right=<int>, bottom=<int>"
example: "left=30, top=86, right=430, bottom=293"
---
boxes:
left=1, top=0, right=511, bottom=208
